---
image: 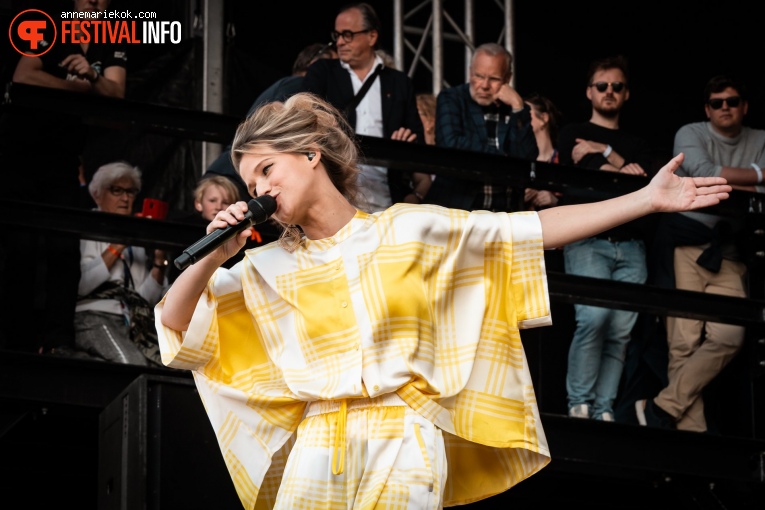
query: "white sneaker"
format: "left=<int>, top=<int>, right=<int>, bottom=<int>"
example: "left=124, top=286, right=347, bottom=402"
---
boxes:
left=635, top=399, right=648, bottom=426
left=599, top=412, right=614, bottom=422
left=568, top=403, right=590, bottom=418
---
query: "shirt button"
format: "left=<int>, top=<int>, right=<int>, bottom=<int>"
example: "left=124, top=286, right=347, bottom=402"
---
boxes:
left=373, top=385, right=379, bottom=392
left=341, top=301, right=348, bottom=308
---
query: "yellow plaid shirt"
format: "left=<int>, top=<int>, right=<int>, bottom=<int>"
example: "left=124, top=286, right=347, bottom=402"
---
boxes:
left=156, top=203, right=552, bottom=509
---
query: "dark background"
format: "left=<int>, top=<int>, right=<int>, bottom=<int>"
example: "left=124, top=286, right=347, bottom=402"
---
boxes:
left=3, top=0, right=764, bottom=161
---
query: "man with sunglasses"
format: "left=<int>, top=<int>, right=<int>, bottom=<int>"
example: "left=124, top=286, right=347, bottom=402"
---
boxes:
left=557, top=55, right=656, bottom=424
left=299, top=2, right=424, bottom=213
left=636, top=75, right=765, bottom=433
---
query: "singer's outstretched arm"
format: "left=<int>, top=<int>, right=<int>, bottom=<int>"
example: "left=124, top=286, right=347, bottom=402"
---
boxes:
left=161, top=201, right=254, bottom=332
left=537, top=153, right=731, bottom=249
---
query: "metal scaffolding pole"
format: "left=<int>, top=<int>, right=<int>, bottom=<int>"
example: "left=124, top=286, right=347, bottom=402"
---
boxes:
left=464, top=0, right=473, bottom=83
left=504, top=0, right=515, bottom=88
left=432, top=0, right=443, bottom=95
left=201, top=0, right=223, bottom=173
left=393, top=0, right=515, bottom=94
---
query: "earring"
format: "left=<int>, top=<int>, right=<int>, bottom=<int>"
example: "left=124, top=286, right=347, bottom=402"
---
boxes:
left=307, top=152, right=316, bottom=161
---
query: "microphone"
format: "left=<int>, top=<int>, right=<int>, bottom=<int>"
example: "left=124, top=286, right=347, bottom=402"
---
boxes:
left=174, top=195, right=277, bottom=271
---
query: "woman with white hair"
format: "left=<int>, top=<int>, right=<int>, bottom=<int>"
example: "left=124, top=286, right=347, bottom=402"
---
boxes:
left=74, top=161, right=169, bottom=366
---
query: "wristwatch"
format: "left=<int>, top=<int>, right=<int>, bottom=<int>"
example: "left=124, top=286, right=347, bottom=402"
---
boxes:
left=87, top=64, right=101, bottom=83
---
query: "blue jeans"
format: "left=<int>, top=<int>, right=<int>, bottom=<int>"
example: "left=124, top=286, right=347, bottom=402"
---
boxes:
left=564, top=238, right=648, bottom=419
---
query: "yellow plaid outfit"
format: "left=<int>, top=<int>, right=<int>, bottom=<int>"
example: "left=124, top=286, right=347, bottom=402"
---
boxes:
left=283, top=393, right=446, bottom=509
left=156, top=203, right=552, bottom=509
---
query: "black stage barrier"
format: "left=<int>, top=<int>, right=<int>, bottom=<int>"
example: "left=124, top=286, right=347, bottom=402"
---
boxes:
left=1, top=352, right=763, bottom=509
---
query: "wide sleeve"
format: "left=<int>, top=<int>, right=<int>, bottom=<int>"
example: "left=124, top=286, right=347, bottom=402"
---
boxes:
left=155, top=262, right=306, bottom=510
left=506, top=211, right=553, bottom=328
left=389, top=206, right=551, bottom=506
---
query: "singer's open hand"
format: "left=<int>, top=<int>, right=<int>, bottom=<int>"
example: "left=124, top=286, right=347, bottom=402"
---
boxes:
left=208, top=201, right=252, bottom=260
left=646, top=153, right=731, bottom=212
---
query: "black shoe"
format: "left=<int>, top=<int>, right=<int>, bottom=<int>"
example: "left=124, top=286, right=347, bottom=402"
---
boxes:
left=635, top=399, right=675, bottom=429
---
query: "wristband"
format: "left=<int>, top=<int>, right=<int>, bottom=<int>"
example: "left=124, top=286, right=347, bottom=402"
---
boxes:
left=752, top=163, right=763, bottom=183
left=602, top=145, right=613, bottom=158
left=107, top=245, right=123, bottom=258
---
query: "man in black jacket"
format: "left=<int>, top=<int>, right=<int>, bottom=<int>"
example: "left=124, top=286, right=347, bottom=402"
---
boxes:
left=300, top=2, right=424, bottom=212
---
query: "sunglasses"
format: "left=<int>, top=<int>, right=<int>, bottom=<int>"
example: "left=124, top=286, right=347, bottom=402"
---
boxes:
left=330, top=29, right=371, bottom=43
left=590, top=81, right=625, bottom=93
left=707, top=96, right=742, bottom=110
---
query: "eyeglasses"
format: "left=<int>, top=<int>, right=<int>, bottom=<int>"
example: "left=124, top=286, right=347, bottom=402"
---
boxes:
left=108, top=186, right=139, bottom=197
left=707, top=96, right=742, bottom=110
left=590, top=81, right=625, bottom=93
left=330, top=29, right=371, bottom=43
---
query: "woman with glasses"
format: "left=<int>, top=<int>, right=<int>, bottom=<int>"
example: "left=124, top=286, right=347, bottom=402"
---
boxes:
left=72, top=161, right=169, bottom=366
left=156, top=92, right=730, bottom=509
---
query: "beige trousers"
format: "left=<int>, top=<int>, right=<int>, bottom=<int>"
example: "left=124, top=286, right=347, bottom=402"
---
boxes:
left=655, top=246, right=747, bottom=432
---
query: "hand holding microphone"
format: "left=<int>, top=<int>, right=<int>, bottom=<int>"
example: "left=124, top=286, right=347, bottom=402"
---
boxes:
left=174, top=195, right=277, bottom=270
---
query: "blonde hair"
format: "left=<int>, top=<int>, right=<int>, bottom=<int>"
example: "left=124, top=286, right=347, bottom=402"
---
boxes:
left=194, top=175, right=240, bottom=205
left=416, top=93, right=436, bottom=120
left=231, top=92, right=361, bottom=251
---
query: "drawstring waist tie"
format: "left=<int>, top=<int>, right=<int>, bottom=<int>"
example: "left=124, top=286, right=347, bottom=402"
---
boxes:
left=305, top=393, right=406, bottom=475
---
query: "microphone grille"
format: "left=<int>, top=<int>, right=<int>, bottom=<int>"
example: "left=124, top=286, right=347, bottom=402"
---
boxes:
left=248, top=195, right=277, bottom=224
